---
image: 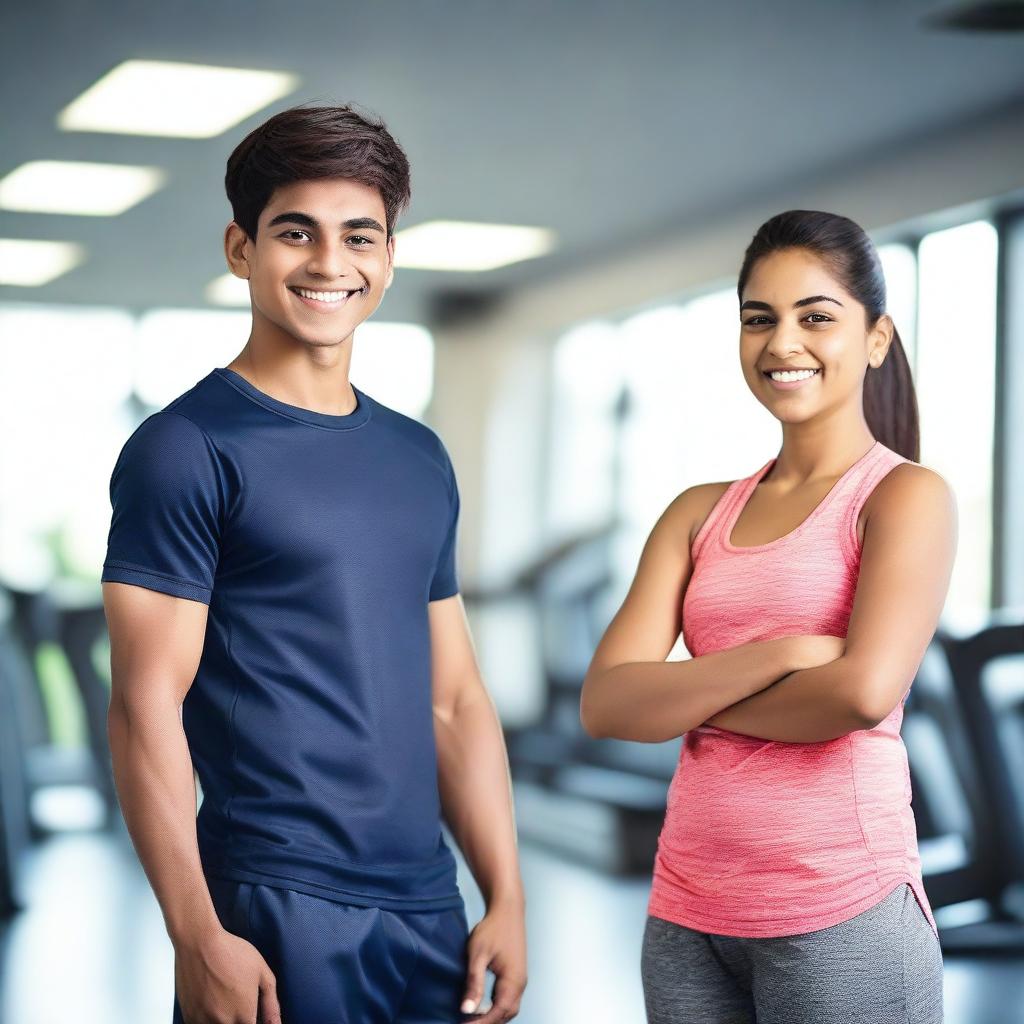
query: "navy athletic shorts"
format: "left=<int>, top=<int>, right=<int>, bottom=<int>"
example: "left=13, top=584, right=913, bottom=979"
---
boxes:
left=171, top=875, right=474, bottom=1024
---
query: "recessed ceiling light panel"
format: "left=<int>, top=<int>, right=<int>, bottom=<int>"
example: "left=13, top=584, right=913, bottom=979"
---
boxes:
left=57, top=59, right=300, bottom=138
left=0, top=160, right=167, bottom=215
left=393, top=220, right=556, bottom=271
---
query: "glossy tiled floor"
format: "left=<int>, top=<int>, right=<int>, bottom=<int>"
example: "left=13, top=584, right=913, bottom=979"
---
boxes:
left=1, top=805, right=1022, bottom=1023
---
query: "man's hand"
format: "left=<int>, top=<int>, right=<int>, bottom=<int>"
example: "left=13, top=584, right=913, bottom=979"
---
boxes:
left=175, top=927, right=282, bottom=1024
left=460, top=901, right=527, bottom=1023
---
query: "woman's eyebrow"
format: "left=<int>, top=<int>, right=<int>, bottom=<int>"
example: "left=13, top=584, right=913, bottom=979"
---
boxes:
left=740, top=294, right=845, bottom=312
left=267, top=211, right=386, bottom=233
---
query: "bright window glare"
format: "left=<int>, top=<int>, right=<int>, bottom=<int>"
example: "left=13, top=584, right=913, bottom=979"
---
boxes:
left=205, top=273, right=250, bottom=306
left=0, top=304, right=136, bottom=588
left=56, top=59, right=300, bottom=138
left=547, top=322, right=623, bottom=540
left=136, top=309, right=252, bottom=406
left=0, top=304, right=439, bottom=594
left=0, top=161, right=167, bottom=216
left=351, top=322, right=434, bottom=418
left=917, top=220, right=997, bottom=615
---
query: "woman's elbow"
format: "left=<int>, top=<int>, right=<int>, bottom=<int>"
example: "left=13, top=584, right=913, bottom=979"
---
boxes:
left=579, top=674, right=607, bottom=739
left=580, top=705, right=607, bottom=739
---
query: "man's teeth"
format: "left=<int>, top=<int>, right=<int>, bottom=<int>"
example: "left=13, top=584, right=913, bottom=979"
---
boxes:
left=769, top=368, right=819, bottom=381
left=293, top=287, right=357, bottom=303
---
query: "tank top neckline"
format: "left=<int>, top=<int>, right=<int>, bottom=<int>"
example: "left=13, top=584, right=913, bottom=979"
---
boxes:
left=721, top=439, right=881, bottom=553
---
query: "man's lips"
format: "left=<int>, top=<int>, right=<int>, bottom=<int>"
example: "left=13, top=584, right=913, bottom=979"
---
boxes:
left=288, top=285, right=365, bottom=311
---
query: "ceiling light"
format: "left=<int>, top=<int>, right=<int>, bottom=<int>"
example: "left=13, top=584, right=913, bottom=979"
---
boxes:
left=0, top=239, right=85, bottom=286
left=0, top=160, right=167, bottom=216
left=393, top=220, right=556, bottom=272
left=57, top=59, right=300, bottom=138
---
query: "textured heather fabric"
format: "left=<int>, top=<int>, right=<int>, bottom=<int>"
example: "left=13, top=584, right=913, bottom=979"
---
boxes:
left=648, top=439, right=939, bottom=939
left=101, top=367, right=463, bottom=911
left=641, top=882, right=944, bottom=1022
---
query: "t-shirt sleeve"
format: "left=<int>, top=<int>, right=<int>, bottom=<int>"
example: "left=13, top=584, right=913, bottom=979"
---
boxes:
left=101, top=411, right=225, bottom=605
left=428, top=447, right=461, bottom=601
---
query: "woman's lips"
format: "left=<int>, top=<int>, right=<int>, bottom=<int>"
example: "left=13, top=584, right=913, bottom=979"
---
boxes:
left=763, top=369, right=821, bottom=391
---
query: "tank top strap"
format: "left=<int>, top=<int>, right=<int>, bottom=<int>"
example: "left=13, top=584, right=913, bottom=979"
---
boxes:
left=689, top=459, right=774, bottom=563
left=838, top=440, right=913, bottom=565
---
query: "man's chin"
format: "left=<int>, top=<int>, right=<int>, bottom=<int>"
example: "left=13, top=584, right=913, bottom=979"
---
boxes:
left=276, top=315, right=362, bottom=347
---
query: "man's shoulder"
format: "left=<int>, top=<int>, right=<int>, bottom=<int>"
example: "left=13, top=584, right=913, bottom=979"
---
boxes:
left=158, top=369, right=237, bottom=437
left=364, top=392, right=450, bottom=470
left=113, top=372, right=238, bottom=476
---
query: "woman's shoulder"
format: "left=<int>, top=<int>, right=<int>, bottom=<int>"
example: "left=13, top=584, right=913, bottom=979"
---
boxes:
left=867, top=459, right=953, bottom=510
left=664, top=479, right=740, bottom=551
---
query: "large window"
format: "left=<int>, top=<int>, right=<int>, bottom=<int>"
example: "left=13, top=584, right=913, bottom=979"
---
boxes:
left=916, top=221, right=998, bottom=615
left=545, top=321, right=623, bottom=541
left=0, top=304, right=136, bottom=589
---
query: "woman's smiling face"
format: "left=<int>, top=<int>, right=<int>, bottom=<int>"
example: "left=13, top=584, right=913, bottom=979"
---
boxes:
left=738, top=247, right=891, bottom=424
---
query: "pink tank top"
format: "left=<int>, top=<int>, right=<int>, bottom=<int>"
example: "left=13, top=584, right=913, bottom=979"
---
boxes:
left=647, top=439, right=939, bottom=939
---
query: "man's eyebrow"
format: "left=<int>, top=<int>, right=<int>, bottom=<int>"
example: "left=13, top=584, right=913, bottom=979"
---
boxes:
left=266, top=212, right=386, bottom=233
left=740, top=294, right=845, bottom=312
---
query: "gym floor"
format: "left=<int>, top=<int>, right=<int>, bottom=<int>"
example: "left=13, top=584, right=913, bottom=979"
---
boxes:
left=1, top=810, right=1021, bottom=1024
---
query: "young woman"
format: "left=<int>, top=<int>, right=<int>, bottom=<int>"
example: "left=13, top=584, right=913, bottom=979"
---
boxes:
left=581, top=209, right=954, bottom=1023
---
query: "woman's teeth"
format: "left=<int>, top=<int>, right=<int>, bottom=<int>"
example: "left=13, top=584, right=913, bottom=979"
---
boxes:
left=768, top=368, right=819, bottom=381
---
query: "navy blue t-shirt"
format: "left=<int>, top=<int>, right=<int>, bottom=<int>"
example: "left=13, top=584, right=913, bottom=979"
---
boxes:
left=101, top=367, right=463, bottom=911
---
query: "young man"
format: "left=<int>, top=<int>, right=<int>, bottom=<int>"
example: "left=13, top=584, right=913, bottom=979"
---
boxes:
left=101, top=104, right=527, bottom=1024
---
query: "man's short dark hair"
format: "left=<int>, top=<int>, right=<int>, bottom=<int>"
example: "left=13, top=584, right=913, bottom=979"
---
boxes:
left=225, top=103, right=411, bottom=240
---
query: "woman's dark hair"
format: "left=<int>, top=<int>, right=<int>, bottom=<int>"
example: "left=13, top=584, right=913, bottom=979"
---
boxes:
left=225, top=103, right=411, bottom=241
left=736, top=209, right=920, bottom=463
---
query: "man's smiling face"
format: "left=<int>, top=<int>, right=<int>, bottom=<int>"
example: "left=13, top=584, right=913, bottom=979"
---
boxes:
left=230, top=177, right=395, bottom=349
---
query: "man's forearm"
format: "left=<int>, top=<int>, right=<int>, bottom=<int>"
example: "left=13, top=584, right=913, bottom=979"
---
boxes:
left=434, top=685, right=524, bottom=909
left=107, top=696, right=221, bottom=947
left=703, top=655, right=873, bottom=742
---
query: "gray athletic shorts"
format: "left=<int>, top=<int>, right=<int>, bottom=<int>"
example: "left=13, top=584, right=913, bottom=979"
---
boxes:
left=641, top=883, right=943, bottom=1023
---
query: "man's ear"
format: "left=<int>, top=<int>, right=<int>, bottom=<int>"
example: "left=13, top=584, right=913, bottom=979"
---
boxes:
left=384, top=234, right=395, bottom=290
left=224, top=221, right=251, bottom=279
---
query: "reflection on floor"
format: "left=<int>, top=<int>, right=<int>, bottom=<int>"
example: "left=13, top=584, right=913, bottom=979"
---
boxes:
left=1, top=819, right=1022, bottom=1023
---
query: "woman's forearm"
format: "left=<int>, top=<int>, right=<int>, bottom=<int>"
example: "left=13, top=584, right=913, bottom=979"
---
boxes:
left=580, top=636, right=799, bottom=743
left=703, top=654, right=873, bottom=742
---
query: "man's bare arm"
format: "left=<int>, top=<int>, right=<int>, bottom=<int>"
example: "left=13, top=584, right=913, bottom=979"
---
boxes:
left=430, top=594, right=526, bottom=1024
left=103, top=582, right=281, bottom=1024
left=104, top=582, right=221, bottom=944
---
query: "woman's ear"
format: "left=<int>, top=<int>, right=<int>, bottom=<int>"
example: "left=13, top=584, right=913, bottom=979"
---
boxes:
left=869, top=312, right=895, bottom=365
